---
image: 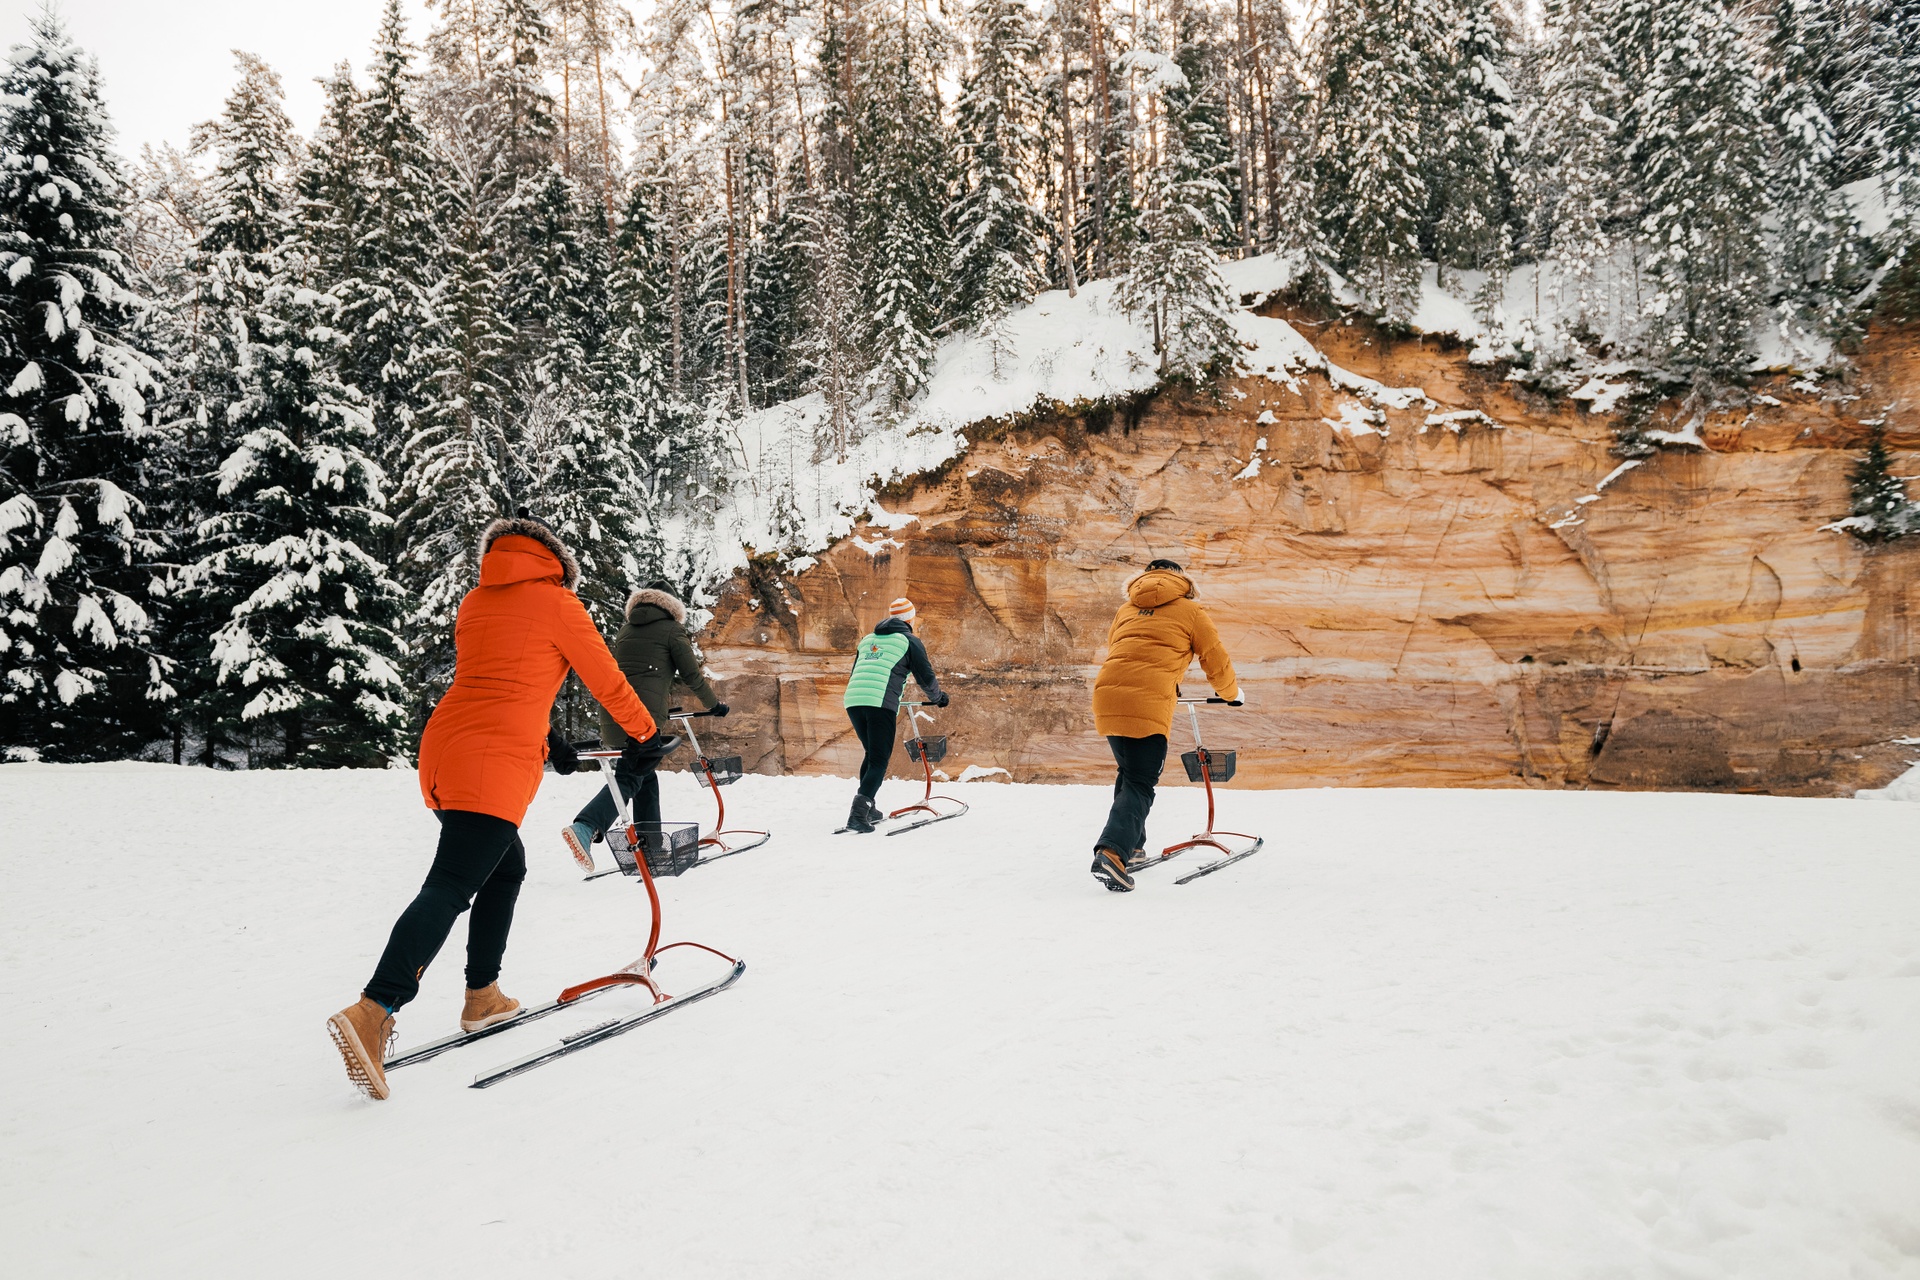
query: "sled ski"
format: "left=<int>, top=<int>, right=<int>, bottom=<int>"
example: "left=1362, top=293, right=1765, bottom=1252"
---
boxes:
left=470, top=957, right=747, bottom=1088
left=1174, top=839, right=1266, bottom=885
left=384, top=987, right=616, bottom=1071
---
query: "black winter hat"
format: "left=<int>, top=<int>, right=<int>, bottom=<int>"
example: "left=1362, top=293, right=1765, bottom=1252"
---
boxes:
left=1147, top=558, right=1183, bottom=571
left=646, top=578, right=674, bottom=594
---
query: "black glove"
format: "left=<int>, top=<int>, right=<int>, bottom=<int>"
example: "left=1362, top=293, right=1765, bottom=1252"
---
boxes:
left=933, top=691, right=950, bottom=708
left=710, top=702, right=730, bottom=718
left=620, top=730, right=681, bottom=773
left=546, top=727, right=579, bottom=776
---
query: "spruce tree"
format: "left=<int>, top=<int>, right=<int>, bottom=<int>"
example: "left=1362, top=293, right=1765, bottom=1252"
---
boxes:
left=1121, top=15, right=1242, bottom=382
left=1844, top=420, right=1918, bottom=541
left=1428, top=0, right=1518, bottom=293
left=0, top=13, right=167, bottom=760
left=855, top=11, right=951, bottom=410
left=1617, top=0, right=1771, bottom=377
left=177, top=242, right=409, bottom=767
left=951, top=0, right=1046, bottom=369
left=1313, top=0, right=1438, bottom=320
left=1763, top=0, right=1862, bottom=352
left=1527, top=0, right=1627, bottom=337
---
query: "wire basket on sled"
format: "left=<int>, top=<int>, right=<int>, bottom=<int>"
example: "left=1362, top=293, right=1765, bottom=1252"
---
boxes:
left=1180, top=748, right=1237, bottom=783
left=607, top=821, right=702, bottom=878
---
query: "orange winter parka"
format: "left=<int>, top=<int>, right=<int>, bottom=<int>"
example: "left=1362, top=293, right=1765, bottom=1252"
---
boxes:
left=1092, top=568, right=1240, bottom=740
left=416, top=518, right=656, bottom=826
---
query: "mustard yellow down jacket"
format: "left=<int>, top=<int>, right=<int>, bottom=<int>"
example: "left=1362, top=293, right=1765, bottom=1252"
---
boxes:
left=1092, top=568, right=1240, bottom=739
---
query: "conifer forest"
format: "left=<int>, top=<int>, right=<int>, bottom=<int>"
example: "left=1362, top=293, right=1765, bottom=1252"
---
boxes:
left=0, top=0, right=1916, bottom=766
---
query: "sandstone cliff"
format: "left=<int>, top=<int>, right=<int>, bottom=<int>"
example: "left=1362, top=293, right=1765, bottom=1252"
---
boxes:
left=692, top=312, right=1920, bottom=796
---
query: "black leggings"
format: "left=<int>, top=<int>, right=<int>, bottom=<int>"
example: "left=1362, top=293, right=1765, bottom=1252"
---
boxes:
left=847, top=705, right=898, bottom=800
left=364, top=810, right=526, bottom=1011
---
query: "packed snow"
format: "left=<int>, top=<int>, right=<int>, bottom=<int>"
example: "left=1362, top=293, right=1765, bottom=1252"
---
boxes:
left=4, top=764, right=1919, bottom=1278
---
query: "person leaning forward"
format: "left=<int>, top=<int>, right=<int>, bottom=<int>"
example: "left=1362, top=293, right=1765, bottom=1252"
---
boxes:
left=560, top=580, right=729, bottom=873
left=1087, top=558, right=1240, bottom=892
left=326, top=516, right=677, bottom=1101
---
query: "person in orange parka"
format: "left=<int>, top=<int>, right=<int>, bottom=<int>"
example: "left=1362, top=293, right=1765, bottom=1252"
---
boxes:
left=1088, top=558, right=1241, bottom=892
left=327, top=515, right=674, bottom=1101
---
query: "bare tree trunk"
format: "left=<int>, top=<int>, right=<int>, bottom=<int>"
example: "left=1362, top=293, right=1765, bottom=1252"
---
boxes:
left=1090, top=0, right=1109, bottom=276
left=585, top=0, right=617, bottom=229
left=559, top=0, right=573, bottom=172
left=1058, top=3, right=1080, bottom=296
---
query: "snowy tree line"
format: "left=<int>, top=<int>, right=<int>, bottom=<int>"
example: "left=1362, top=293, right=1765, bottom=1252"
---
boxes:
left=1, top=0, right=1917, bottom=765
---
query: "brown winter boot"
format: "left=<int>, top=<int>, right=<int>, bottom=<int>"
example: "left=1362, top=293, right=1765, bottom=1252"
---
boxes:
left=327, top=996, right=395, bottom=1100
left=460, top=982, right=522, bottom=1032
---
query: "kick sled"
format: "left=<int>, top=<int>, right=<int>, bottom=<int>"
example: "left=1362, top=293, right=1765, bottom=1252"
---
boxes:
left=384, top=749, right=745, bottom=1086
left=1128, top=697, right=1266, bottom=885
left=883, top=701, right=970, bottom=835
left=583, top=708, right=769, bottom=880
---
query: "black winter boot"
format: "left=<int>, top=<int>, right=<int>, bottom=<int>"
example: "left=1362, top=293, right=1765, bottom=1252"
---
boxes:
left=846, top=795, right=878, bottom=833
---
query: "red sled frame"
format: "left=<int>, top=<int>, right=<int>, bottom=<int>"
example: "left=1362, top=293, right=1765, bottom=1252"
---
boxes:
left=885, top=701, right=969, bottom=834
left=1147, top=698, right=1263, bottom=875
left=673, top=708, right=771, bottom=857
left=560, top=750, right=745, bottom=1007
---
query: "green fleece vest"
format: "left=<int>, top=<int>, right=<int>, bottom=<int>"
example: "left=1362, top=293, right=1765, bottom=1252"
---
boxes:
left=843, top=631, right=910, bottom=709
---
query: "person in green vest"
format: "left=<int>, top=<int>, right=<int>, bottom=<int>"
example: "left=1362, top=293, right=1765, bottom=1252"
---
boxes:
left=842, top=597, right=948, bottom=832
left=560, top=580, right=727, bottom=872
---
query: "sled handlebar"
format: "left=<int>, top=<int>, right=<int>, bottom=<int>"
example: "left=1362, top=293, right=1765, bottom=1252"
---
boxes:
left=667, top=707, right=719, bottom=719
left=1177, top=696, right=1242, bottom=706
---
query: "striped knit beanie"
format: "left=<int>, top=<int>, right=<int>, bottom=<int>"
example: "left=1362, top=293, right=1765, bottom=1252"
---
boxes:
left=888, top=597, right=917, bottom=625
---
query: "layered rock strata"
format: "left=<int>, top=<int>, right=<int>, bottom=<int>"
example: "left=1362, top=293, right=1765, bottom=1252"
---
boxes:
left=692, top=315, right=1920, bottom=796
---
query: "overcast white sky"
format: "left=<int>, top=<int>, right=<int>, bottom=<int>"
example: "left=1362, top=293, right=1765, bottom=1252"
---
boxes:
left=0, top=0, right=440, bottom=159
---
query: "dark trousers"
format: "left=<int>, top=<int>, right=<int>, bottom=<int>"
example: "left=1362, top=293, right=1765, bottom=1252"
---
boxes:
left=1096, top=734, right=1168, bottom=856
left=847, top=705, right=898, bottom=800
left=364, top=810, right=526, bottom=1011
left=574, top=759, right=662, bottom=837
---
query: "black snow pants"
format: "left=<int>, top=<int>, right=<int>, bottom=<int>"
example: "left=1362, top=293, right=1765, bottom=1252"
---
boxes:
left=574, top=756, right=662, bottom=837
left=364, top=810, right=526, bottom=1011
left=1095, top=734, right=1169, bottom=857
left=847, top=705, right=898, bottom=801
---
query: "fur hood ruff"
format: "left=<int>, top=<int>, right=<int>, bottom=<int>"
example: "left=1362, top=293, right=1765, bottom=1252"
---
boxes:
left=625, top=587, right=687, bottom=623
left=479, top=516, right=581, bottom=591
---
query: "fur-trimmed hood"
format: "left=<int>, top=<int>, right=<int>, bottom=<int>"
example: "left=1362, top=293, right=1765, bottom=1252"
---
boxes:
left=1124, top=567, right=1195, bottom=607
left=479, top=516, right=581, bottom=591
left=624, top=587, right=687, bottom=624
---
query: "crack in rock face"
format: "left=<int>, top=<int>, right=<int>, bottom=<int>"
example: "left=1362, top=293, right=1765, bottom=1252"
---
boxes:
left=698, top=323, right=1920, bottom=796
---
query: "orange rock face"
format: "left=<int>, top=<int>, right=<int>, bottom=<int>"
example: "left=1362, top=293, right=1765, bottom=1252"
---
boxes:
left=695, top=316, right=1920, bottom=796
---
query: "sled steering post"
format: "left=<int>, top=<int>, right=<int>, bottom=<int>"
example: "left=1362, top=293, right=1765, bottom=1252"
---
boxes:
left=884, top=701, right=970, bottom=835
left=1146, top=697, right=1265, bottom=883
left=671, top=707, right=770, bottom=857
left=554, top=751, right=745, bottom=1008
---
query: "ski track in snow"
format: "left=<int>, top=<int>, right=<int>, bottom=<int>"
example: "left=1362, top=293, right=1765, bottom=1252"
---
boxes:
left=3, top=765, right=1919, bottom=1278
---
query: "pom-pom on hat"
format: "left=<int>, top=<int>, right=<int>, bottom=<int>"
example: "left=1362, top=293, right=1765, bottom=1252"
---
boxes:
left=888, top=597, right=918, bottom=625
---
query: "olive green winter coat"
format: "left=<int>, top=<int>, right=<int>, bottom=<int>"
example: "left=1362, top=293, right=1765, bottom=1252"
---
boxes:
left=595, top=588, right=719, bottom=747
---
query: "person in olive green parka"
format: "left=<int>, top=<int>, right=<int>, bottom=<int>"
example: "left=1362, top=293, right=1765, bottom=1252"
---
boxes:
left=559, top=581, right=728, bottom=871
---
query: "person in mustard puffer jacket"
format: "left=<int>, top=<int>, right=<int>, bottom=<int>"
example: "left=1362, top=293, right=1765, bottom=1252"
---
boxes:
left=1088, top=558, right=1240, bottom=891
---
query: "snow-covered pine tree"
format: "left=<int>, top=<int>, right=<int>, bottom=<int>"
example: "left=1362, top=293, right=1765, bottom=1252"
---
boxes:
left=340, top=0, right=442, bottom=478
left=808, top=193, right=867, bottom=463
left=1615, top=0, right=1771, bottom=377
left=1873, top=0, right=1920, bottom=269
left=950, top=0, right=1046, bottom=371
left=1526, top=0, right=1627, bottom=339
left=171, top=52, right=304, bottom=763
left=177, top=238, right=409, bottom=767
left=1427, top=0, right=1518, bottom=301
left=1842, top=419, right=1919, bottom=540
left=1762, top=0, right=1863, bottom=353
left=1312, top=0, right=1438, bottom=321
left=1242, top=0, right=1313, bottom=257
left=1167, top=4, right=1240, bottom=251
left=855, top=6, right=952, bottom=410
left=0, top=13, right=167, bottom=760
left=1120, top=12, right=1242, bottom=381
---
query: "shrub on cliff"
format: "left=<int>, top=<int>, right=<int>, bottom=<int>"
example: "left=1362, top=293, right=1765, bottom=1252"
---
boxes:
left=1835, top=420, right=1920, bottom=542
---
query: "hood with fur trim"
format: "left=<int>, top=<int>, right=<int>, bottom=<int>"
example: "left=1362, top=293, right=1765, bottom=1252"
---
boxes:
left=1124, top=567, right=1195, bottom=607
left=479, top=516, right=581, bottom=591
left=624, top=587, right=687, bottom=624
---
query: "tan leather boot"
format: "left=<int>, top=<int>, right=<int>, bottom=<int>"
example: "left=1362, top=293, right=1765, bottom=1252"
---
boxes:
left=327, top=996, right=394, bottom=1100
left=460, top=982, right=522, bottom=1032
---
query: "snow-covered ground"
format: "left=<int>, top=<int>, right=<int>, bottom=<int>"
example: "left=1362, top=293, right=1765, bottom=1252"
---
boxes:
left=4, top=764, right=1919, bottom=1278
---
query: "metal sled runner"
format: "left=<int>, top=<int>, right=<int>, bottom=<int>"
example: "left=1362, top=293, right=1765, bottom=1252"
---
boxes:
left=1129, top=697, right=1265, bottom=884
left=380, top=749, right=745, bottom=1086
left=885, top=701, right=969, bottom=836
